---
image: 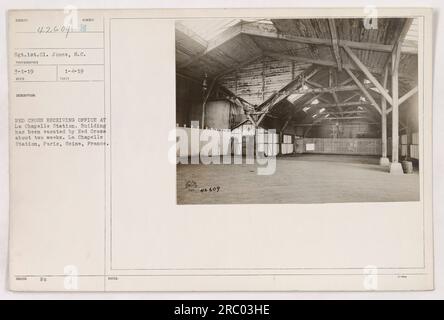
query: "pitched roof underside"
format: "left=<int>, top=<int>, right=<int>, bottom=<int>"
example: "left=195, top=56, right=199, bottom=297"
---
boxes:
left=176, top=18, right=418, bottom=127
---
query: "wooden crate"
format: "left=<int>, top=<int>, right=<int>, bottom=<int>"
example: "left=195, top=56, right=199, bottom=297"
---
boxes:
left=412, top=132, right=419, bottom=145
left=301, top=138, right=381, bottom=155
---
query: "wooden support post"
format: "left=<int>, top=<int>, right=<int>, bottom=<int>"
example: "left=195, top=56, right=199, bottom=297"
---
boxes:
left=390, top=43, right=404, bottom=174
left=329, top=68, right=342, bottom=115
left=234, top=70, right=238, bottom=95
left=386, top=86, right=418, bottom=113
left=380, top=65, right=390, bottom=166
left=201, top=102, right=206, bottom=129
left=246, top=114, right=257, bottom=128
left=285, top=83, right=374, bottom=95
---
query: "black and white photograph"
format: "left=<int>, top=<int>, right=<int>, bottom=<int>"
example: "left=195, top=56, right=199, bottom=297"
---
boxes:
left=176, top=17, right=420, bottom=204
left=3, top=5, right=436, bottom=295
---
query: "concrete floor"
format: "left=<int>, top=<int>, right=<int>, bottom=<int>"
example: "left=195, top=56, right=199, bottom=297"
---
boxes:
left=177, top=154, right=420, bottom=204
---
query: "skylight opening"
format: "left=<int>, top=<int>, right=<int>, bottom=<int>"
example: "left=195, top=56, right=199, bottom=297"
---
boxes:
left=179, top=19, right=271, bottom=41
left=287, top=93, right=303, bottom=103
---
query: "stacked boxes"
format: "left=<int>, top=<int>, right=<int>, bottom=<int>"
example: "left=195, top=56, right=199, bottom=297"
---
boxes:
left=176, top=126, right=233, bottom=157
left=231, top=127, right=243, bottom=156
left=410, top=132, right=419, bottom=159
left=302, top=138, right=381, bottom=155
left=256, top=129, right=278, bottom=156
left=281, top=135, right=294, bottom=155
left=256, top=128, right=265, bottom=154
left=265, top=132, right=279, bottom=156
left=400, top=134, right=409, bottom=158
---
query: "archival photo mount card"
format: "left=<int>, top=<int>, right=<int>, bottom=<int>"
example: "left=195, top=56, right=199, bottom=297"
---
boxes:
left=7, top=8, right=434, bottom=291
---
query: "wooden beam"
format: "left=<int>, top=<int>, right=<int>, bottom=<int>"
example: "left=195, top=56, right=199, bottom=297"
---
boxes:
left=328, top=19, right=342, bottom=71
left=381, top=65, right=389, bottom=160
left=344, top=68, right=382, bottom=115
left=339, top=77, right=355, bottom=86
left=343, top=45, right=393, bottom=105
left=399, top=86, right=418, bottom=105
left=241, top=22, right=338, bottom=47
left=259, top=68, right=319, bottom=109
left=176, top=72, right=201, bottom=84
left=305, top=77, right=340, bottom=106
left=391, top=41, right=402, bottom=165
left=261, top=60, right=266, bottom=102
left=265, top=51, right=382, bottom=75
left=295, top=122, right=379, bottom=127
left=322, top=116, right=369, bottom=120
left=342, top=92, right=360, bottom=103
left=328, top=68, right=341, bottom=117
left=218, top=85, right=254, bottom=108
left=290, top=84, right=374, bottom=95
left=397, top=19, right=415, bottom=50
left=175, top=22, right=208, bottom=48
left=176, top=19, right=417, bottom=74
left=318, top=96, right=333, bottom=104
left=255, top=68, right=320, bottom=125
left=327, top=110, right=368, bottom=115
left=303, top=101, right=372, bottom=108
left=332, top=91, right=341, bottom=104
left=384, top=19, right=415, bottom=70
left=303, top=93, right=325, bottom=106
left=201, top=78, right=217, bottom=128
left=246, top=114, right=257, bottom=127
left=386, top=86, right=418, bottom=113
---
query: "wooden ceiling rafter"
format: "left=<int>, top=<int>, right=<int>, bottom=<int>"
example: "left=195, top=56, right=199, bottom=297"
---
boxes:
left=254, top=68, right=321, bottom=126
left=327, top=19, right=342, bottom=71
left=386, top=86, right=418, bottom=113
left=177, top=19, right=417, bottom=75
left=343, top=45, right=393, bottom=105
left=302, top=101, right=373, bottom=109
left=383, top=19, right=415, bottom=71
left=241, top=22, right=417, bottom=54
left=176, top=19, right=418, bottom=128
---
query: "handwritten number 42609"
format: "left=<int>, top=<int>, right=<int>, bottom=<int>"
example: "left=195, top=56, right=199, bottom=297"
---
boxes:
left=36, top=25, right=74, bottom=38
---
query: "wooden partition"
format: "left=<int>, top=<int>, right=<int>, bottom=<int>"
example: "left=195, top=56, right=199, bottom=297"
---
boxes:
left=298, top=138, right=382, bottom=156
